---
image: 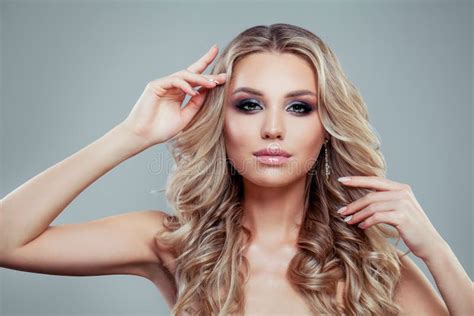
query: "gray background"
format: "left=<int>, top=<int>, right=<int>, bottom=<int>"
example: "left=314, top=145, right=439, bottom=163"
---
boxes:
left=1, top=0, right=472, bottom=315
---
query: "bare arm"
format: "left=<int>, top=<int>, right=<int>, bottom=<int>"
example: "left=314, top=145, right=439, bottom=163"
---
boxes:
left=394, top=243, right=473, bottom=316
left=0, top=210, right=167, bottom=279
left=0, top=44, right=225, bottom=254
left=423, top=240, right=474, bottom=315
left=0, top=45, right=225, bottom=280
left=0, top=123, right=149, bottom=254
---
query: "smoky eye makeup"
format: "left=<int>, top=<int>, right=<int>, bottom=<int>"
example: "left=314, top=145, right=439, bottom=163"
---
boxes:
left=234, top=99, right=261, bottom=112
left=233, top=98, right=316, bottom=115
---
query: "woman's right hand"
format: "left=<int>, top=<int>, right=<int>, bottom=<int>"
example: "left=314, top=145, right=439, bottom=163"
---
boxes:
left=120, top=44, right=226, bottom=148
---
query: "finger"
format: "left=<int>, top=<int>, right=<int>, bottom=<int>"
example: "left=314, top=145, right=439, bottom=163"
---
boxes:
left=338, top=190, right=403, bottom=216
left=357, top=210, right=401, bottom=229
left=155, top=76, right=197, bottom=97
left=186, top=44, right=219, bottom=74
left=176, top=70, right=226, bottom=90
left=342, top=200, right=399, bottom=225
left=338, top=176, right=405, bottom=191
left=180, top=87, right=210, bottom=125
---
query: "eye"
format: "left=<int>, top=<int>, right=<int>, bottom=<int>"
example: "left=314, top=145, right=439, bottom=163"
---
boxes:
left=235, top=99, right=262, bottom=112
left=234, top=99, right=315, bottom=115
left=287, top=102, right=314, bottom=115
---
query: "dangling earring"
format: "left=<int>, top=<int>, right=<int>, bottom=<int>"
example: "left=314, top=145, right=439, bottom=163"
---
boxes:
left=323, top=138, right=331, bottom=180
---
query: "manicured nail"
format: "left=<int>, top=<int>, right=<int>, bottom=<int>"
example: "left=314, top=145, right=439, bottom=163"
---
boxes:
left=338, top=177, right=351, bottom=182
left=207, top=78, right=218, bottom=83
left=343, top=215, right=353, bottom=222
left=337, top=206, right=347, bottom=214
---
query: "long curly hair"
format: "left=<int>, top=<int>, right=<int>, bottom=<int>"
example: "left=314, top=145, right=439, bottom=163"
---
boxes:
left=156, top=23, right=409, bottom=315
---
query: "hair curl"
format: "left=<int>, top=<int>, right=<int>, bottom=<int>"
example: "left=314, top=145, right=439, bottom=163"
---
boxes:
left=156, top=23, right=410, bottom=315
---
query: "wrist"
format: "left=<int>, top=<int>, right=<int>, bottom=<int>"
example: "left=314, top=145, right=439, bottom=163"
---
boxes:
left=109, top=123, right=151, bottom=157
left=422, top=237, right=451, bottom=266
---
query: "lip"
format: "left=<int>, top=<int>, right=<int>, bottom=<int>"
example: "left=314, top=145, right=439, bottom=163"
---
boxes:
left=253, top=148, right=291, bottom=157
left=254, top=155, right=290, bottom=165
left=253, top=147, right=291, bottom=166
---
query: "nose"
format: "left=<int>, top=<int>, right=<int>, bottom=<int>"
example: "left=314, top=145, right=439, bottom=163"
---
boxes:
left=261, top=108, right=284, bottom=140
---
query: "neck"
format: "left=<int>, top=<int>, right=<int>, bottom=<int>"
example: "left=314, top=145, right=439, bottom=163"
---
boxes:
left=240, top=175, right=308, bottom=246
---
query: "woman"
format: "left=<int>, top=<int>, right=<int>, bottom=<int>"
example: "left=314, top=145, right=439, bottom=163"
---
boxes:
left=0, top=23, right=472, bottom=315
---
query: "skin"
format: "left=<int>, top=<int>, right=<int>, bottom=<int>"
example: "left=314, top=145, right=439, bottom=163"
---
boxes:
left=222, top=50, right=471, bottom=314
left=224, top=52, right=327, bottom=248
left=1, top=44, right=471, bottom=315
left=223, top=51, right=328, bottom=314
left=337, top=176, right=473, bottom=315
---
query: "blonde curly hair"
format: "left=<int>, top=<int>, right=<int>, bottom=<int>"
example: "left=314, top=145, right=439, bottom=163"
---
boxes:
left=156, top=23, right=409, bottom=315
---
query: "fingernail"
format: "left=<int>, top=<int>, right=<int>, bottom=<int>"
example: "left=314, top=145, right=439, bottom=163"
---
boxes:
left=337, top=206, right=347, bottom=214
left=343, top=215, right=353, bottom=222
left=207, top=78, right=218, bottom=83
left=338, top=177, right=351, bottom=182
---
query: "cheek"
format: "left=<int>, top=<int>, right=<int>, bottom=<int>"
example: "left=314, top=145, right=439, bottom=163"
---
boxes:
left=289, top=118, right=325, bottom=166
left=223, top=113, right=254, bottom=160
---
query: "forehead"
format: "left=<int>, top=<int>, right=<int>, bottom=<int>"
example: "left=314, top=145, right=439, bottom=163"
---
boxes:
left=228, top=52, right=317, bottom=93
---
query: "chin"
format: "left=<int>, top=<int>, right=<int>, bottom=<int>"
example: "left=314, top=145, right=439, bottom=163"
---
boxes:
left=243, top=170, right=297, bottom=187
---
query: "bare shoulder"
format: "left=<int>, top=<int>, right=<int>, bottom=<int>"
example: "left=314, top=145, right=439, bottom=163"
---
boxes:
left=144, top=210, right=177, bottom=271
left=0, top=209, right=175, bottom=282
left=393, top=249, right=449, bottom=316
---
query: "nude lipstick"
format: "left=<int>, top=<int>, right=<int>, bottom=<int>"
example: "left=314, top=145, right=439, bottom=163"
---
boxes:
left=253, top=148, right=291, bottom=166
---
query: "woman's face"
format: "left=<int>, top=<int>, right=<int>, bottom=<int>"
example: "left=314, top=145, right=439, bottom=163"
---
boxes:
left=224, top=52, right=326, bottom=187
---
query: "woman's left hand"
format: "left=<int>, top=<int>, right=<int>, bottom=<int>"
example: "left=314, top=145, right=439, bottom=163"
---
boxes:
left=337, top=176, right=445, bottom=261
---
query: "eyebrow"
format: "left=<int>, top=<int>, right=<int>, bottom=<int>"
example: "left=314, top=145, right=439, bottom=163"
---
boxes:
left=231, top=87, right=317, bottom=98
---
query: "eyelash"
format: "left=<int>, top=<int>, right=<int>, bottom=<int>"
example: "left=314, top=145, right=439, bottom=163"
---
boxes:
left=235, top=99, right=315, bottom=115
